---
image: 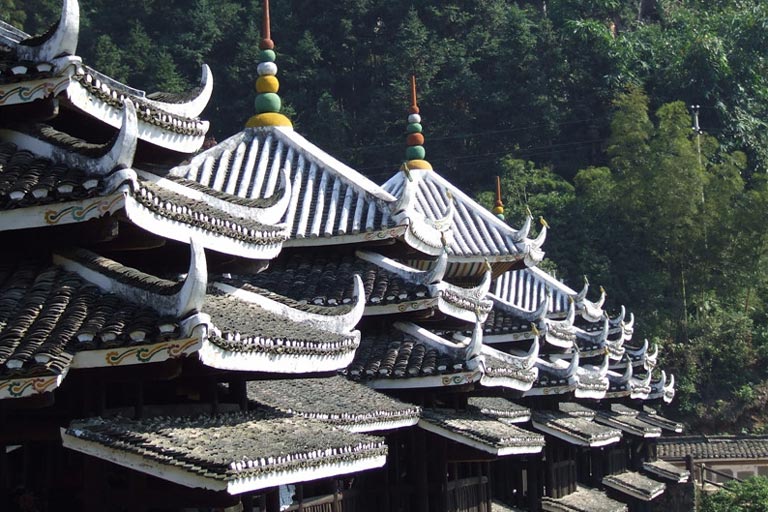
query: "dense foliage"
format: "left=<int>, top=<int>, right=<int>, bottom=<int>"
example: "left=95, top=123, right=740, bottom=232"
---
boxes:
left=701, top=476, right=768, bottom=512
left=7, top=0, right=768, bottom=431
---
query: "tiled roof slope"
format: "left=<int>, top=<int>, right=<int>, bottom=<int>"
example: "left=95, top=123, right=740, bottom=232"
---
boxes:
left=420, top=408, right=545, bottom=455
left=62, top=411, right=387, bottom=494
left=541, top=486, right=627, bottom=512
left=204, top=292, right=359, bottom=360
left=345, top=329, right=470, bottom=383
left=0, top=141, right=104, bottom=209
left=223, top=252, right=425, bottom=308
left=246, top=376, right=420, bottom=432
left=467, top=397, right=531, bottom=423
left=382, top=169, right=543, bottom=262
left=657, top=436, right=768, bottom=461
left=168, top=127, right=397, bottom=242
left=602, top=471, right=665, bottom=501
left=0, top=257, right=182, bottom=378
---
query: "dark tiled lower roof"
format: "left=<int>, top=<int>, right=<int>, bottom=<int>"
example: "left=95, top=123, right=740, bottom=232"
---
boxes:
left=642, top=460, right=690, bottom=483
left=467, top=397, right=530, bottom=422
left=541, top=486, right=627, bottom=512
left=559, top=402, right=596, bottom=418
left=246, top=376, right=420, bottom=431
left=0, top=257, right=180, bottom=380
left=215, top=278, right=355, bottom=317
left=532, top=411, right=621, bottom=447
left=657, top=435, right=768, bottom=461
left=63, top=411, right=387, bottom=489
left=345, top=330, right=467, bottom=381
left=639, top=407, right=684, bottom=433
left=602, top=471, right=665, bottom=501
left=229, top=252, right=427, bottom=308
left=0, top=142, right=103, bottom=210
left=420, top=408, right=544, bottom=454
left=483, top=307, right=532, bottom=336
left=61, top=248, right=184, bottom=295
left=595, top=411, right=661, bottom=438
left=205, top=293, right=359, bottom=357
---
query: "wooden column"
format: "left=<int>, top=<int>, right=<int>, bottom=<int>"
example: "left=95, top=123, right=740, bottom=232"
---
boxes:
left=415, top=429, right=429, bottom=511
left=133, top=381, right=144, bottom=420
left=527, top=457, right=540, bottom=512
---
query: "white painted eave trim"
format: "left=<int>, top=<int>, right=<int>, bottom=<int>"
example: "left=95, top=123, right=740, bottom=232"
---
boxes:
left=144, top=64, right=213, bottom=118
left=17, top=0, right=79, bottom=61
left=363, top=370, right=482, bottom=390
left=418, top=419, right=543, bottom=456
left=531, top=420, right=621, bottom=448
left=198, top=340, right=357, bottom=374
left=62, top=429, right=386, bottom=495
left=602, top=478, right=665, bottom=502
left=343, top=416, right=419, bottom=434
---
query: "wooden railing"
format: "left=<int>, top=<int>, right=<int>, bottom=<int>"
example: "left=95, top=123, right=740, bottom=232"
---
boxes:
left=697, top=463, right=743, bottom=490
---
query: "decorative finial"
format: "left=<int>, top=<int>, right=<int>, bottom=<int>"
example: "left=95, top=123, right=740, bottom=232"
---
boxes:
left=404, top=75, right=432, bottom=170
left=246, top=0, right=292, bottom=128
left=539, top=216, right=549, bottom=229
left=493, top=176, right=505, bottom=220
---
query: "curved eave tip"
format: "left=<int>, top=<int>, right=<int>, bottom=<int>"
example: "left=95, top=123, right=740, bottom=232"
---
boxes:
left=406, top=159, right=432, bottom=170
left=246, top=112, right=293, bottom=129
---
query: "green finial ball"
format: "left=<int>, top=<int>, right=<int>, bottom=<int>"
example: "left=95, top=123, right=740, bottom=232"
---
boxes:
left=259, top=49, right=277, bottom=62
left=255, top=93, right=282, bottom=114
left=406, top=123, right=423, bottom=134
left=406, top=145, right=426, bottom=160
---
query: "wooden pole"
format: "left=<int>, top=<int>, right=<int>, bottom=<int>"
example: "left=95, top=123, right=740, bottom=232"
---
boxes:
left=410, top=75, right=418, bottom=109
left=262, top=0, right=271, bottom=41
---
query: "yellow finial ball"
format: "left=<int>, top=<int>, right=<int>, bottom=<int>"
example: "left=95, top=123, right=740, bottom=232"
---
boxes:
left=256, top=75, right=280, bottom=94
left=492, top=206, right=505, bottom=215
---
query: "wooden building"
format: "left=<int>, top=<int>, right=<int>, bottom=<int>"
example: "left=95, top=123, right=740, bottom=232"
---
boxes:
left=0, top=2, right=688, bottom=511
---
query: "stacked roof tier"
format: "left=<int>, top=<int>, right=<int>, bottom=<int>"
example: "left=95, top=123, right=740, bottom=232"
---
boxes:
left=0, top=0, right=211, bottom=153
left=62, top=410, right=388, bottom=495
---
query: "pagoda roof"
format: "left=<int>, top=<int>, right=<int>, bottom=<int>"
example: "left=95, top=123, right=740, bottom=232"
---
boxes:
left=345, top=324, right=480, bottom=389
left=595, top=410, right=662, bottom=438
left=0, top=0, right=212, bottom=153
left=484, top=293, right=576, bottom=349
left=647, top=371, right=676, bottom=404
left=558, top=402, right=597, bottom=419
left=467, top=397, right=531, bottom=424
left=493, top=268, right=631, bottom=329
left=246, top=376, right=420, bottom=433
left=419, top=407, right=544, bottom=456
left=382, top=168, right=545, bottom=263
left=61, top=411, right=387, bottom=495
left=526, top=355, right=579, bottom=397
left=200, top=292, right=361, bottom=374
left=479, top=342, right=539, bottom=392
left=642, top=459, right=690, bottom=483
left=224, top=249, right=492, bottom=323
left=56, top=246, right=365, bottom=375
left=168, top=127, right=400, bottom=244
left=0, top=115, right=291, bottom=259
left=0, top=247, right=209, bottom=400
left=541, top=486, right=627, bottom=512
left=638, top=405, right=683, bottom=433
left=602, top=471, right=665, bottom=502
left=532, top=411, right=622, bottom=447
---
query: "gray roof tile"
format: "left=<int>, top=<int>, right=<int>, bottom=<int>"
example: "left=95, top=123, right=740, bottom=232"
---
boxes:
left=246, top=376, right=420, bottom=431
left=657, top=436, right=768, bottom=461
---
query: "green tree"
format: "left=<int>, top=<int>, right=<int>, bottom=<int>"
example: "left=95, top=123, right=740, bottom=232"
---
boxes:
left=701, top=476, right=768, bottom=512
